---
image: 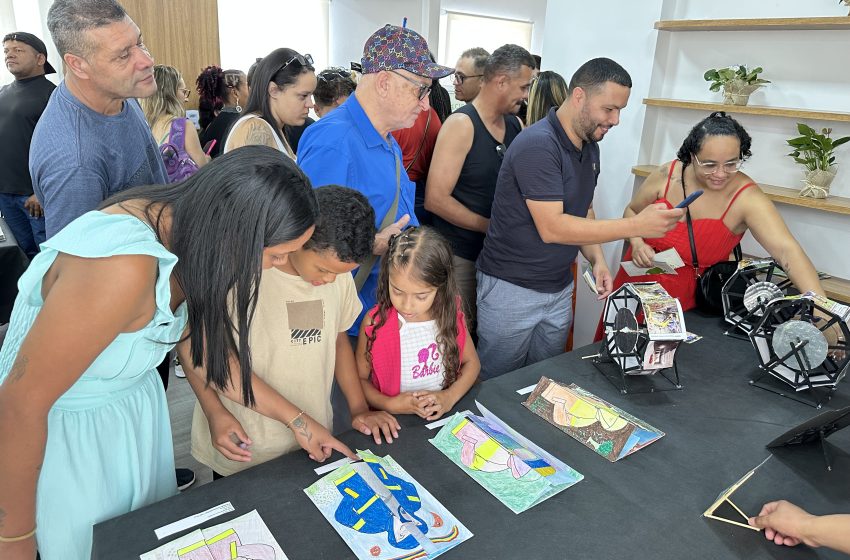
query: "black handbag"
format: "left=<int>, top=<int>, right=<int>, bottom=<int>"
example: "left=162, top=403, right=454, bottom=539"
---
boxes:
left=684, top=198, right=742, bottom=315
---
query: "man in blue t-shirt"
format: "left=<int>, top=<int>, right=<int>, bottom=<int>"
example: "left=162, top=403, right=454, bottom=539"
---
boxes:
left=30, top=0, right=167, bottom=239
left=476, top=58, right=684, bottom=379
left=298, top=24, right=454, bottom=338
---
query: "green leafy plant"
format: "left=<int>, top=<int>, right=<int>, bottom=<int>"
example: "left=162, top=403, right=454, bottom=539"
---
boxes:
left=787, top=123, right=850, bottom=172
left=703, top=65, right=770, bottom=92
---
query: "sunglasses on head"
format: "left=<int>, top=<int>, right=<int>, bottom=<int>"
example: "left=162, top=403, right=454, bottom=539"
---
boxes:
left=318, top=68, right=352, bottom=82
left=276, top=53, right=314, bottom=75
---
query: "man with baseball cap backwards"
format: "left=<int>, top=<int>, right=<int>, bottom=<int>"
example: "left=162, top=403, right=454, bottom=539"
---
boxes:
left=0, top=32, right=56, bottom=259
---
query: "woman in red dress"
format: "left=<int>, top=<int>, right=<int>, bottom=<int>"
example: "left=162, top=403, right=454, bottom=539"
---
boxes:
left=597, top=112, right=825, bottom=340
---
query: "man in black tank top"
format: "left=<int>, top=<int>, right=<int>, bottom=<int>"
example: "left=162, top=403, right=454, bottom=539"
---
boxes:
left=425, top=44, right=535, bottom=339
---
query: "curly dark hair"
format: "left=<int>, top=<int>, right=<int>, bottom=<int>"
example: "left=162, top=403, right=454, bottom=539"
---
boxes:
left=676, top=111, right=753, bottom=166
left=366, top=227, right=462, bottom=390
left=195, top=65, right=245, bottom=130
left=483, top=44, right=536, bottom=82
left=304, top=185, right=375, bottom=263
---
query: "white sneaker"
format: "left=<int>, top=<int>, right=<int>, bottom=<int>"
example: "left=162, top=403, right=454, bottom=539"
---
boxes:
left=175, top=365, right=186, bottom=379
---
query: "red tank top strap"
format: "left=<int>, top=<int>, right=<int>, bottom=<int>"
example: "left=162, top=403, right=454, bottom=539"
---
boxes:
left=662, top=160, right=677, bottom=198
left=720, top=182, right=756, bottom=220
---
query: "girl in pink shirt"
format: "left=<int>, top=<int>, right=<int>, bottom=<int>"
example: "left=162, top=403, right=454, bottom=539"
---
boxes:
left=356, top=227, right=480, bottom=421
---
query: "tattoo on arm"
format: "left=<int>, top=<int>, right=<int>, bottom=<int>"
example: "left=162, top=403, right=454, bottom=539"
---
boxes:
left=245, top=120, right=277, bottom=147
left=7, top=355, right=29, bottom=383
left=291, top=416, right=312, bottom=443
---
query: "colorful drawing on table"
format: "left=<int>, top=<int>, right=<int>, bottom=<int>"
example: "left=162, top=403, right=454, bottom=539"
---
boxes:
left=429, top=401, right=583, bottom=514
left=304, top=450, right=472, bottom=559
left=523, top=377, right=665, bottom=462
left=140, top=510, right=286, bottom=560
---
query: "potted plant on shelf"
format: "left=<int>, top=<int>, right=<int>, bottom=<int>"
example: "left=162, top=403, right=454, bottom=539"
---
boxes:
left=787, top=123, right=850, bottom=199
left=703, top=65, right=770, bottom=106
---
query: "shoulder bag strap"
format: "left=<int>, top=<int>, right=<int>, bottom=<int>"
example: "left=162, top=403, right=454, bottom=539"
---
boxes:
left=405, top=110, right=432, bottom=173
left=353, top=150, right=402, bottom=292
left=682, top=165, right=700, bottom=276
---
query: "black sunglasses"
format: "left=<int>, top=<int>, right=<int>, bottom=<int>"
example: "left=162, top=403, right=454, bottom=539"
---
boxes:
left=276, top=53, right=314, bottom=76
left=495, top=143, right=507, bottom=160
left=317, top=68, right=352, bottom=82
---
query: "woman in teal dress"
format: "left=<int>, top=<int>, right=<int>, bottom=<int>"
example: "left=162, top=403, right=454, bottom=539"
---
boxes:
left=0, top=146, right=318, bottom=560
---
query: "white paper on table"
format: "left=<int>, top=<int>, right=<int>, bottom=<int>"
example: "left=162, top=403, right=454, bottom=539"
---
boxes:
left=621, top=248, right=685, bottom=276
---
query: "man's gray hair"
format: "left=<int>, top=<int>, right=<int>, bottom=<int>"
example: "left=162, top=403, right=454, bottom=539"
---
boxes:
left=483, top=44, right=535, bottom=81
left=460, top=47, right=489, bottom=74
left=47, top=0, right=127, bottom=57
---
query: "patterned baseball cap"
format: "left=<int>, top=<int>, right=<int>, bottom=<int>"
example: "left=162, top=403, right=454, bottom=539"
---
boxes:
left=361, top=24, right=454, bottom=79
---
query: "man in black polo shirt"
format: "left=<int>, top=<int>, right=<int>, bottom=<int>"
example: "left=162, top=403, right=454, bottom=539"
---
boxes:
left=0, top=32, right=56, bottom=259
left=475, top=58, right=684, bottom=379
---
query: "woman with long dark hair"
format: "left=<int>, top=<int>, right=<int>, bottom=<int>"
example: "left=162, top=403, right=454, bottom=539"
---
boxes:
left=196, top=65, right=249, bottom=158
left=0, top=147, right=353, bottom=560
left=223, top=48, right=316, bottom=159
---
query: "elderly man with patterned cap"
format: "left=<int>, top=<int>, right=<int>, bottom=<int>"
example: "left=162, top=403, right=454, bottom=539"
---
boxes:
left=299, top=24, right=454, bottom=338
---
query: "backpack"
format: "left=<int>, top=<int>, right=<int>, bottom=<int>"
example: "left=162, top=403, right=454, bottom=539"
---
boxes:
left=159, top=118, right=199, bottom=183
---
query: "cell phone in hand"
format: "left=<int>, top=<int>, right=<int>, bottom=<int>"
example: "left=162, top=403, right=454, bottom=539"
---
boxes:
left=203, top=139, right=217, bottom=155
left=676, top=190, right=703, bottom=208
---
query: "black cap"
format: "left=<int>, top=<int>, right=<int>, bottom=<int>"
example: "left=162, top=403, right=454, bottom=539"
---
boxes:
left=3, top=32, right=56, bottom=75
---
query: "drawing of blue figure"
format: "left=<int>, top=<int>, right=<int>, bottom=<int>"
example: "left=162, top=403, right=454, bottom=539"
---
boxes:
left=333, top=459, right=428, bottom=550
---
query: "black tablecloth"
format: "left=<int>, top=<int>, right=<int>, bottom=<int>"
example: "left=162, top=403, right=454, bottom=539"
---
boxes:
left=92, top=312, right=850, bottom=559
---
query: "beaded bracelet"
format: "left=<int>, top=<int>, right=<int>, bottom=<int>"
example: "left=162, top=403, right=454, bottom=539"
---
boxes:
left=0, top=526, right=36, bottom=542
left=284, top=410, right=305, bottom=429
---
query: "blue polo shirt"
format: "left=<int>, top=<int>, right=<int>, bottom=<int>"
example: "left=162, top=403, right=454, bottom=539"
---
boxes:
left=477, top=107, right=600, bottom=293
left=299, top=93, right=418, bottom=335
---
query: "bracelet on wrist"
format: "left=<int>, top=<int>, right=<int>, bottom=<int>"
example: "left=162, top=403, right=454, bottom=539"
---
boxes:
left=284, top=410, right=305, bottom=429
left=0, top=526, right=36, bottom=542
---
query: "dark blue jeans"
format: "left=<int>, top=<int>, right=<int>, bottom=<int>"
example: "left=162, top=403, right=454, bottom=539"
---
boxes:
left=0, top=193, right=46, bottom=260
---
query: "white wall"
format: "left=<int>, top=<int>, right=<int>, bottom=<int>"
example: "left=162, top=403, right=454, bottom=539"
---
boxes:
left=441, top=0, right=547, bottom=56
left=328, top=0, right=546, bottom=68
left=541, top=0, right=665, bottom=347
left=329, top=0, right=424, bottom=68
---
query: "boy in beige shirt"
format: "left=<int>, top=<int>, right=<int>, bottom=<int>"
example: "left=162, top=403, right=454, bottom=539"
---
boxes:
left=187, top=186, right=400, bottom=477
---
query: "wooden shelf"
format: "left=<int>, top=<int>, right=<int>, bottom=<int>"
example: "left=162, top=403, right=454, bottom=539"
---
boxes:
left=822, top=276, right=850, bottom=304
left=630, top=165, right=850, bottom=215
left=643, top=98, right=850, bottom=123
left=655, top=16, right=850, bottom=32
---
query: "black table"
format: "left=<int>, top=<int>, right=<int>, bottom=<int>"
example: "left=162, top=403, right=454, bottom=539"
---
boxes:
left=92, top=312, right=850, bottom=559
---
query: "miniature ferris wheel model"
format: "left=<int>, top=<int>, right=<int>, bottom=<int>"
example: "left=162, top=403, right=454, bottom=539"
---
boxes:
left=596, top=282, right=687, bottom=394
left=722, top=258, right=796, bottom=337
left=748, top=292, right=850, bottom=408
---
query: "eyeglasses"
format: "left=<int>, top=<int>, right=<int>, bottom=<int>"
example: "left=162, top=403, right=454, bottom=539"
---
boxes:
left=495, top=143, right=507, bottom=161
left=453, top=73, right=483, bottom=85
left=389, top=69, right=431, bottom=101
left=692, top=153, right=743, bottom=175
left=277, top=53, right=314, bottom=75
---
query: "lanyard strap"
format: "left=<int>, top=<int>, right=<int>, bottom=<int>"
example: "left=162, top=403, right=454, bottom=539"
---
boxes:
left=353, top=149, right=401, bottom=292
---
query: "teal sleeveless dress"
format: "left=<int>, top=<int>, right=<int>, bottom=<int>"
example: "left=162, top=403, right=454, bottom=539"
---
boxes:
left=0, top=212, right=188, bottom=560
